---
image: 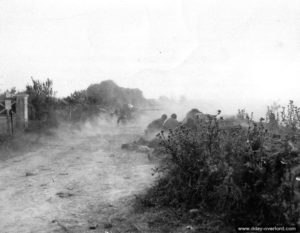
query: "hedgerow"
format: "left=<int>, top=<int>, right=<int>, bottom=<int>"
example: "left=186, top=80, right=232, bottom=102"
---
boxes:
left=142, top=102, right=300, bottom=231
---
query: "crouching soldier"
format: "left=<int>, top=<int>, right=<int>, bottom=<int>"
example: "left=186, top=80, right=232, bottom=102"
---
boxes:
left=117, top=108, right=127, bottom=125
left=145, top=114, right=167, bottom=138
left=163, top=113, right=179, bottom=131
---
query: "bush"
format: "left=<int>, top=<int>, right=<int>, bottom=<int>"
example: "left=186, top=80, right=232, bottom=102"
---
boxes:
left=143, top=104, right=300, bottom=229
left=26, top=78, right=58, bottom=127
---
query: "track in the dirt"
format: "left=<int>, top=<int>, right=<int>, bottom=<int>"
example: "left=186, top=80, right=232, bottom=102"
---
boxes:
left=0, top=125, right=156, bottom=233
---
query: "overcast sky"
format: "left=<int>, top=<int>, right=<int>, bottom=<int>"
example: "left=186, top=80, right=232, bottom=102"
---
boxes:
left=0, top=0, right=300, bottom=114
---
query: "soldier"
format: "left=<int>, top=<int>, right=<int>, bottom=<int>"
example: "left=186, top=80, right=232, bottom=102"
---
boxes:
left=117, top=107, right=127, bottom=125
left=145, top=114, right=167, bottom=136
left=182, top=108, right=206, bottom=129
left=163, top=113, right=179, bottom=131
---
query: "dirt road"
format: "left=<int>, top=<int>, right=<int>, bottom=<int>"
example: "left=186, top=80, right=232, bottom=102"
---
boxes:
left=0, top=123, right=157, bottom=233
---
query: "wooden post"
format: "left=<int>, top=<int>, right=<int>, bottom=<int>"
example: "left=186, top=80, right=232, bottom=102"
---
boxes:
left=10, top=110, right=13, bottom=135
left=6, top=110, right=11, bottom=135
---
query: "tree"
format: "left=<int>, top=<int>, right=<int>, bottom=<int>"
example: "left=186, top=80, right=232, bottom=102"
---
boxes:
left=86, top=80, right=147, bottom=108
left=26, top=78, right=55, bottom=121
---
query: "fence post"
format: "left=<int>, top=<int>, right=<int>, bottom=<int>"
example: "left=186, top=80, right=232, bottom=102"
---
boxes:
left=16, top=94, right=29, bottom=130
left=6, top=109, right=11, bottom=135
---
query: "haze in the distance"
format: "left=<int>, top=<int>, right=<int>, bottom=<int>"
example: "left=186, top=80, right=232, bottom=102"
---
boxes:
left=0, top=0, right=299, bottom=116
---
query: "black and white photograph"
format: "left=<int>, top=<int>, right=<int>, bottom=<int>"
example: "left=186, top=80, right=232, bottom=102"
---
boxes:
left=0, top=0, right=300, bottom=232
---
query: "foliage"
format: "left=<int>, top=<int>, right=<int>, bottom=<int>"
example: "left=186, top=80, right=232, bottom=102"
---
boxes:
left=0, top=87, right=17, bottom=99
left=26, top=78, right=57, bottom=126
left=64, top=90, right=88, bottom=106
left=280, top=100, right=300, bottom=135
left=62, top=89, right=102, bottom=121
left=143, top=102, right=300, bottom=230
left=237, top=109, right=253, bottom=121
left=86, top=80, right=147, bottom=108
left=61, top=80, right=149, bottom=122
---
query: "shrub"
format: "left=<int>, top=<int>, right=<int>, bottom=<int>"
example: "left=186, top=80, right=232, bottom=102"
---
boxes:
left=26, top=78, right=58, bottom=127
left=143, top=104, right=300, bottom=229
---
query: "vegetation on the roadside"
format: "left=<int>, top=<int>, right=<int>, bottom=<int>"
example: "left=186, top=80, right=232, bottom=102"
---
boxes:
left=1, top=78, right=151, bottom=129
left=140, top=101, right=300, bottom=232
left=63, top=80, right=150, bottom=121
left=25, top=78, right=59, bottom=128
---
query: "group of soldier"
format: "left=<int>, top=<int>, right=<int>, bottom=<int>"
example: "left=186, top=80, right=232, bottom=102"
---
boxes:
left=145, top=108, right=223, bottom=137
left=121, top=108, right=220, bottom=152
left=144, top=108, right=209, bottom=139
left=145, top=113, right=178, bottom=135
left=112, top=104, right=217, bottom=142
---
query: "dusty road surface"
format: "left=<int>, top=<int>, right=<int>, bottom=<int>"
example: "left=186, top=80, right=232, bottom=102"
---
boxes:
left=0, top=122, right=158, bottom=233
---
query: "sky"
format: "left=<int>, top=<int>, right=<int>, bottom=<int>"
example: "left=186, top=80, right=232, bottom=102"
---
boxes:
left=0, top=0, right=300, bottom=115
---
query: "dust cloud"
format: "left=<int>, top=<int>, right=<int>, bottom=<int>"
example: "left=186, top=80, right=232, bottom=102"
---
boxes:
left=0, top=112, right=161, bottom=233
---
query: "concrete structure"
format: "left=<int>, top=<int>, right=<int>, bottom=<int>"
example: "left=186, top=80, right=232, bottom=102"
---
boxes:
left=16, top=94, right=29, bottom=130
